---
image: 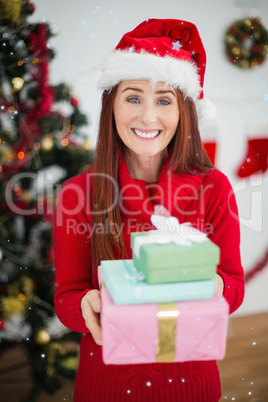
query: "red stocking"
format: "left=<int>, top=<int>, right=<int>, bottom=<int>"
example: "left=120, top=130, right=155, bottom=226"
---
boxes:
left=200, top=123, right=218, bottom=167
left=203, top=141, right=217, bottom=166
left=237, top=138, right=268, bottom=177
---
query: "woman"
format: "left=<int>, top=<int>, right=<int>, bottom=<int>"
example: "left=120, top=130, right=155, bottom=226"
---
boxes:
left=54, top=19, right=244, bottom=401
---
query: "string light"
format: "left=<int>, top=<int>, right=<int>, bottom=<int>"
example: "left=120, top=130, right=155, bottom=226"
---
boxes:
left=61, top=138, right=69, bottom=147
left=17, top=151, right=25, bottom=159
left=41, top=136, right=54, bottom=151
left=67, top=124, right=75, bottom=132
left=83, top=140, right=91, bottom=150
left=18, top=60, right=23, bottom=66
left=12, top=77, right=24, bottom=91
left=34, top=142, right=40, bottom=150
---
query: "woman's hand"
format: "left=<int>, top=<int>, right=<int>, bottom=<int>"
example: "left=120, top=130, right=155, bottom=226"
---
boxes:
left=81, top=290, right=102, bottom=345
left=215, top=274, right=224, bottom=296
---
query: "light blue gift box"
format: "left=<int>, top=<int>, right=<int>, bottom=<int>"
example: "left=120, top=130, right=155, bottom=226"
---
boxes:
left=100, top=259, right=215, bottom=305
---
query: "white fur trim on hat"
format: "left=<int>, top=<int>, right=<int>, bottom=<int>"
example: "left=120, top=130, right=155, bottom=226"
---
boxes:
left=97, top=50, right=201, bottom=100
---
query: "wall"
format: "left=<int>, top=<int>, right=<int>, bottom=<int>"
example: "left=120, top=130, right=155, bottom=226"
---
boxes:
left=30, top=0, right=268, bottom=316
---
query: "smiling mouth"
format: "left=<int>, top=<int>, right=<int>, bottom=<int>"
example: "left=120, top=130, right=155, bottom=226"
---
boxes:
left=132, top=129, right=161, bottom=139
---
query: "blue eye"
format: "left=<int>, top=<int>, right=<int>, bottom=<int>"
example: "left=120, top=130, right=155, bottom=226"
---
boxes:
left=127, top=97, right=139, bottom=103
left=159, top=99, right=170, bottom=105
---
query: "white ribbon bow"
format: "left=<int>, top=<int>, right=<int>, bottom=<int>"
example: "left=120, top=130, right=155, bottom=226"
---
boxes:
left=133, top=205, right=208, bottom=258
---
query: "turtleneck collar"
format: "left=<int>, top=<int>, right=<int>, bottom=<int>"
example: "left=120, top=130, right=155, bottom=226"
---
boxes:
left=118, top=150, right=204, bottom=223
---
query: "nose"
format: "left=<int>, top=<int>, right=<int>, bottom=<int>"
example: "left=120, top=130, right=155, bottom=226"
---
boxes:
left=138, top=102, right=157, bottom=124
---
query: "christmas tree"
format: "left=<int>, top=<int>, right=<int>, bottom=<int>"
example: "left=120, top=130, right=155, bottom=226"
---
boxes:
left=0, top=1, right=93, bottom=400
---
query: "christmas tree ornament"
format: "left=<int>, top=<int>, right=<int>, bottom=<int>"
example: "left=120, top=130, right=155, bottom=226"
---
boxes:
left=25, top=1, right=35, bottom=15
left=34, top=328, right=51, bottom=345
left=0, top=318, right=6, bottom=330
left=11, top=77, right=24, bottom=91
left=1, top=296, right=25, bottom=316
left=237, top=123, right=268, bottom=177
left=59, top=355, right=79, bottom=371
left=70, top=98, right=79, bottom=107
left=0, top=0, right=23, bottom=25
left=224, top=18, right=268, bottom=69
left=32, top=57, right=39, bottom=65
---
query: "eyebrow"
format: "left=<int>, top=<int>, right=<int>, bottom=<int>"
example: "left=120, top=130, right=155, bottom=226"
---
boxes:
left=122, top=87, right=176, bottom=96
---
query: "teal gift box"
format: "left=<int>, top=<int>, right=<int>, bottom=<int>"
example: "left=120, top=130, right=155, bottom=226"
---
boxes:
left=131, top=231, right=220, bottom=284
left=100, top=259, right=215, bottom=305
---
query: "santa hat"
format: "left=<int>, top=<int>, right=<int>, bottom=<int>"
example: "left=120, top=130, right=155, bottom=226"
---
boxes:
left=98, top=18, right=216, bottom=125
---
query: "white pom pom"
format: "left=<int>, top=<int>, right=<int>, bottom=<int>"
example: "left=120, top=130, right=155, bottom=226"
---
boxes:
left=195, top=98, right=217, bottom=126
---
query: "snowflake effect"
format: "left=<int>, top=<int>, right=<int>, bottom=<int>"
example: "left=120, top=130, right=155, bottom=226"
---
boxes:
left=172, top=40, right=183, bottom=51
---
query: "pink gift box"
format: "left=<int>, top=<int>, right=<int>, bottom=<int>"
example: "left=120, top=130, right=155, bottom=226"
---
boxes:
left=99, top=267, right=229, bottom=365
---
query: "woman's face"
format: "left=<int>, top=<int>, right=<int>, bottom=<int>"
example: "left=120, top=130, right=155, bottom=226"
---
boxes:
left=113, top=80, right=180, bottom=158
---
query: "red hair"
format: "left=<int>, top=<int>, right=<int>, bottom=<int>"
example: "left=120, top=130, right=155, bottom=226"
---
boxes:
left=91, top=85, right=213, bottom=277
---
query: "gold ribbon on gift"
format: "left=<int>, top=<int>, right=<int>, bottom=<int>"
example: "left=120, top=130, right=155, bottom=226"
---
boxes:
left=156, top=302, right=179, bottom=363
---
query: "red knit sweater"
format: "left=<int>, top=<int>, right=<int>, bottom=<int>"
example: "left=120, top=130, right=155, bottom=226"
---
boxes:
left=54, top=154, right=244, bottom=402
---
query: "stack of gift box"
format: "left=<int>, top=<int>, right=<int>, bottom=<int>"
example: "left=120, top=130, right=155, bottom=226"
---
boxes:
left=98, top=209, right=229, bottom=365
